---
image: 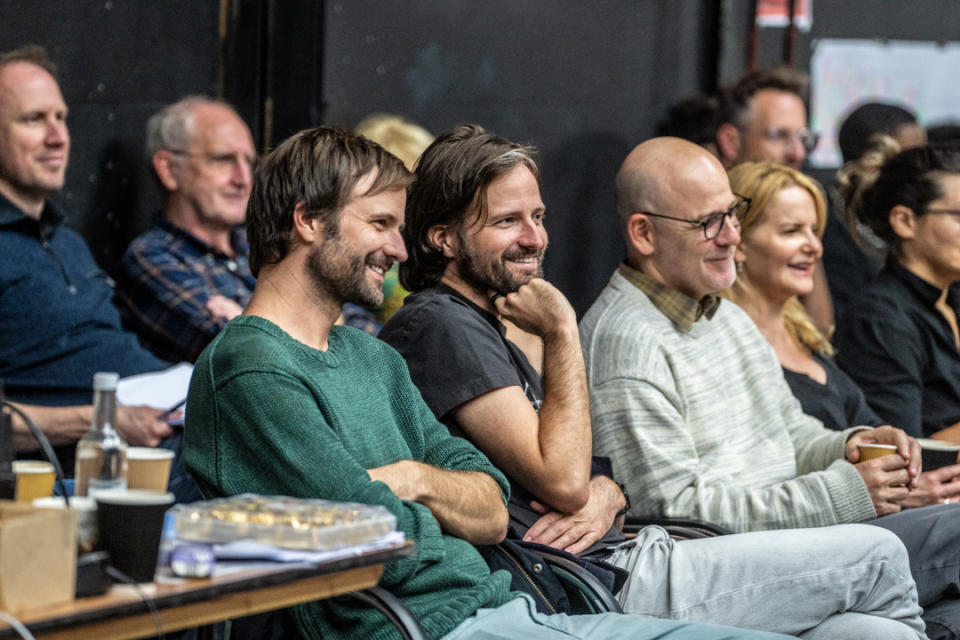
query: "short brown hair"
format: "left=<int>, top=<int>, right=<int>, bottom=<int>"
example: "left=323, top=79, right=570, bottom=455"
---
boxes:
left=246, top=126, right=412, bottom=276
left=0, top=44, right=57, bottom=77
left=719, top=67, right=808, bottom=129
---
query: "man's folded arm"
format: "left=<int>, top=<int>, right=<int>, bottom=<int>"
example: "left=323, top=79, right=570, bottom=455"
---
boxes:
left=194, top=370, right=468, bottom=584
left=368, top=461, right=507, bottom=545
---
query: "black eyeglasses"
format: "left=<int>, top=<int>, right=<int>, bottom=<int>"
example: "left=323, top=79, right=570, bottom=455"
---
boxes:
left=639, top=195, right=751, bottom=240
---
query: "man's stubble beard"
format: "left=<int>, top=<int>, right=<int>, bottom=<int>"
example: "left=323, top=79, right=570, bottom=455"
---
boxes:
left=457, top=234, right=545, bottom=296
left=306, top=224, right=384, bottom=309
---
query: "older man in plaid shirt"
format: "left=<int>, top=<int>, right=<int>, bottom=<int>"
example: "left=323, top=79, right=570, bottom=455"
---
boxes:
left=115, top=97, right=258, bottom=363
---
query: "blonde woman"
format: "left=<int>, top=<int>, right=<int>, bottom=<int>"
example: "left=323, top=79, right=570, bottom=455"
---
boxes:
left=722, top=160, right=960, bottom=507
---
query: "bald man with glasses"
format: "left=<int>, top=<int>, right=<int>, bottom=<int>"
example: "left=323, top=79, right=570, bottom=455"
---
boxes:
left=115, top=96, right=258, bottom=363
left=582, top=136, right=960, bottom=639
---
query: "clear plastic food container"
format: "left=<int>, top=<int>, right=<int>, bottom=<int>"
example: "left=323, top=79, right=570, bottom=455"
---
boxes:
left=171, top=494, right=397, bottom=550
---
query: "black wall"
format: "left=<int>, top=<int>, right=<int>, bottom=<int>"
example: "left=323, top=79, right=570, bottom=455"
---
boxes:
left=0, top=1, right=222, bottom=272
left=316, top=1, right=719, bottom=314
left=5, top=1, right=955, bottom=314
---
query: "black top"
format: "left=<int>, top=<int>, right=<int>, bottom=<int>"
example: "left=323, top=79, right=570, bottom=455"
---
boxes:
left=782, top=352, right=883, bottom=431
left=380, top=284, right=623, bottom=554
left=835, top=260, right=960, bottom=438
left=821, top=201, right=882, bottom=323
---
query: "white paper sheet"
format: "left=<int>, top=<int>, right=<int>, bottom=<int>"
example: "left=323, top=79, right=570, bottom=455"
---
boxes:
left=116, top=363, right=193, bottom=425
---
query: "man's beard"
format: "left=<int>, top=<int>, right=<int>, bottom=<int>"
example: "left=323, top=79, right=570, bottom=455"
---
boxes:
left=458, top=237, right=545, bottom=296
left=305, top=231, right=385, bottom=309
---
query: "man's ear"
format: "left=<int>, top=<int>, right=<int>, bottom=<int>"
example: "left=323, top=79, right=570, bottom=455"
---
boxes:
left=626, top=213, right=656, bottom=256
left=715, top=123, right=742, bottom=166
left=889, top=204, right=917, bottom=241
left=152, top=151, right=180, bottom=192
left=292, top=202, right=323, bottom=244
left=427, top=224, right=459, bottom=259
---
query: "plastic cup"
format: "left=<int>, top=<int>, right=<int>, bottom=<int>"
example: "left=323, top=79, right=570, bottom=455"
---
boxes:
left=13, top=460, right=55, bottom=503
left=126, top=447, right=174, bottom=492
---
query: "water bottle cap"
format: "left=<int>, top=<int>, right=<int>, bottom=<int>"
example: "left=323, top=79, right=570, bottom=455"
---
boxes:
left=92, top=372, right=119, bottom=391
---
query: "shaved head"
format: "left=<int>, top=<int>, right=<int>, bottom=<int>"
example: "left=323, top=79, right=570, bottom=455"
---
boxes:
left=616, top=137, right=740, bottom=300
left=616, top=137, right=728, bottom=227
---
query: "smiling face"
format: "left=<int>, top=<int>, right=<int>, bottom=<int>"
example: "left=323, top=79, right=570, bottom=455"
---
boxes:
left=306, top=172, right=408, bottom=308
left=448, top=164, right=547, bottom=297
left=737, top=185, right=823, bottom=304
left=647, top=156, right=741, bottom=301
left=0, top=61, right=69, bottom=217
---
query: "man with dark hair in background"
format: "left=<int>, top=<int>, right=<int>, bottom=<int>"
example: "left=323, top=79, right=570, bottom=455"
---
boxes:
left=715, top=66, right=817, bottom=171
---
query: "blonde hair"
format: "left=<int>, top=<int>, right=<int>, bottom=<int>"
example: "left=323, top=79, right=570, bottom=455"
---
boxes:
left=355, top=114, right=434, bottom=171
left=721, top=161, right=833, bottom=355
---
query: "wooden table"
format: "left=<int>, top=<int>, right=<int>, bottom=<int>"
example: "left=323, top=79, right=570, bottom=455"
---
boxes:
left=0, top=541, right=413, bottom=640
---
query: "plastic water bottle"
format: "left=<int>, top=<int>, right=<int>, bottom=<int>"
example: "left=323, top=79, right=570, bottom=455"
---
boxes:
left=74, top=372, right=127, bottom=497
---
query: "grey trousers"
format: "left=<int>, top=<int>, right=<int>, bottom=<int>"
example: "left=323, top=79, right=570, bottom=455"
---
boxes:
left=869, top=503, right=960, bottom=639
left=607, top=524, right=925, bottom=639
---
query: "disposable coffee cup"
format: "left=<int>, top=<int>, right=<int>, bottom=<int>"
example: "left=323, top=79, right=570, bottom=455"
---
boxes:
left=857, top=443, right=899, bottom=462
left=34, top=496, right=98, bottom=554
left=918, top=438, right=960, bottom=471
left=127, top=447, right=174, bottom=492
left=13, top=460, right=55, bottom=503
left=96, top=490, right=174, bottom=583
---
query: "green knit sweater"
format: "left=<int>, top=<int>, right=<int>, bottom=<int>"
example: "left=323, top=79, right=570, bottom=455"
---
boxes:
left=185, top=316, right=514, bottom=640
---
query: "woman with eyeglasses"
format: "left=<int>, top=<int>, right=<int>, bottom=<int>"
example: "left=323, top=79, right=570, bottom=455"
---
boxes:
left=721, top=159, right=960, bottom=508
left=832, top=142, right=960, bottom=443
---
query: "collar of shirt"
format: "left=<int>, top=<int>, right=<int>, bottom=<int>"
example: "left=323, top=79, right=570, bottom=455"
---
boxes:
left=434, top=282, right=508, bottom=338
left=618, top=262, right=721, bottom=331
left=156, top=217, right=249, bottom=259
left=0, top=191, right=65, bottom=239
left=886, top=258, right=960, bottom=310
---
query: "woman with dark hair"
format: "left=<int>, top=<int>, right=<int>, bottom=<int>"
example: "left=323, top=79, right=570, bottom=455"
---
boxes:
left=833, top=143, right=960, bottom=442
left=722, top=160, right=960, bottom=507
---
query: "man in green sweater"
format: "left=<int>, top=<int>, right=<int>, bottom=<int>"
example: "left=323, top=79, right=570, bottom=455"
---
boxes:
left=184, top=126, right=786, bottom=639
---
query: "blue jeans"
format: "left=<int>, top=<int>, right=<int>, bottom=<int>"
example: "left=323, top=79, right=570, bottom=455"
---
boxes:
left=444, top=594, right=790, bottom=639
left=607, top=524, right=924, bottom=639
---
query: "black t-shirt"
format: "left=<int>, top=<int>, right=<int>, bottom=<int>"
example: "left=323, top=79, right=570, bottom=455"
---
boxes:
left=835, top=261, right=960, bottom=438
left=782, top=352, right=882, bottom=431
left=380, top=284, right=623, bottom=553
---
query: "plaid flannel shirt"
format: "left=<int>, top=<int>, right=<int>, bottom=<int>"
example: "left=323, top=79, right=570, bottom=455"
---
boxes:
left=115, top=219, right=256, bottom=363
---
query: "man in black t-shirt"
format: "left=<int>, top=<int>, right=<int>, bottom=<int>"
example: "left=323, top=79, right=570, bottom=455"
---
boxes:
left=377, top=124, right=929, bottom=637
